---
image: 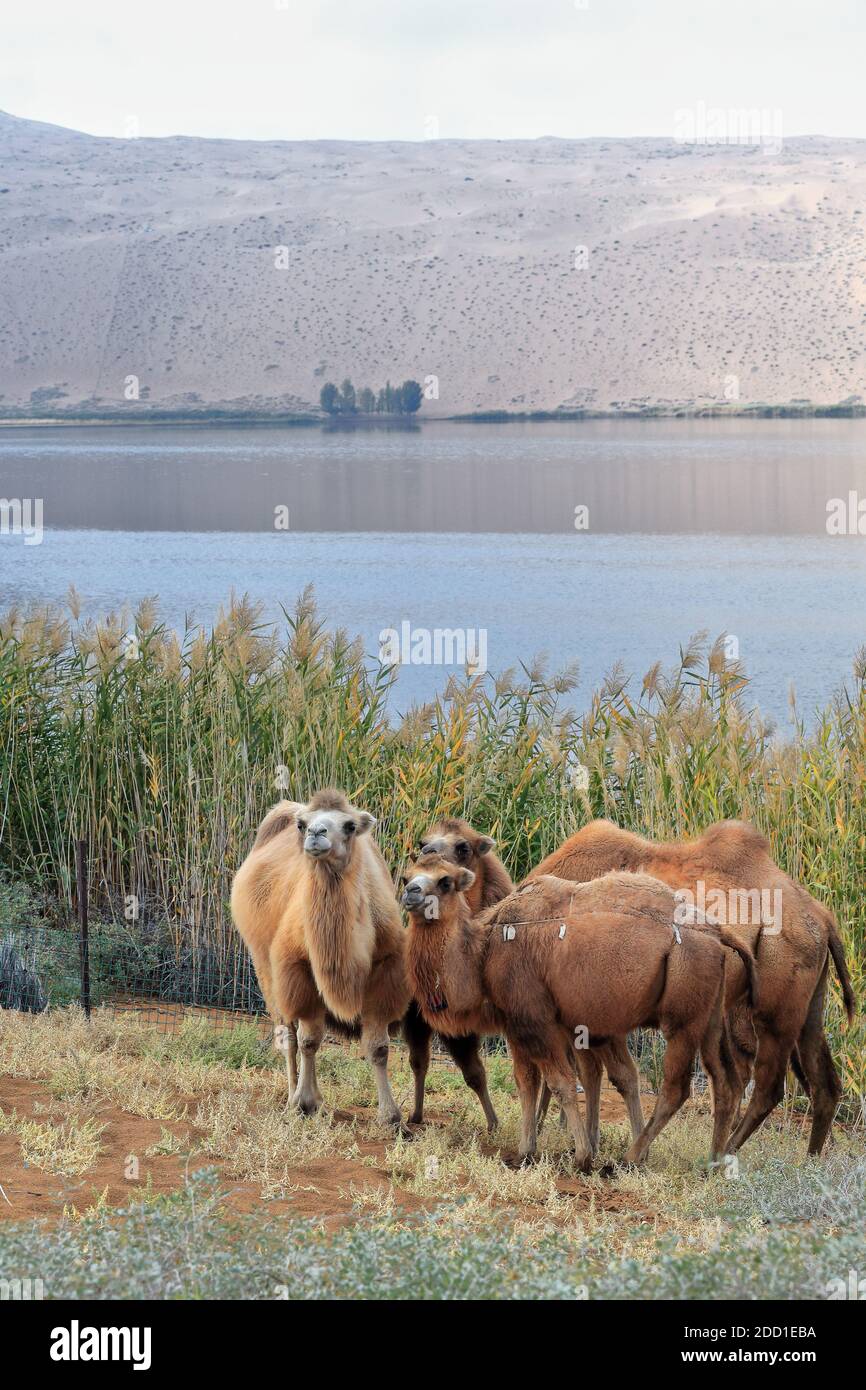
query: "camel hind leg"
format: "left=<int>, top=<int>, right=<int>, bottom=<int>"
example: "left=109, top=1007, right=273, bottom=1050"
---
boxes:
left=599, top=1036, right=644, bottom=1145
left=543, top=1055, right=592, bottom=1172
left=511, top=1048, right=541, bottom=1161
left=793, top=958, right=842, bottom=1157
left=726, top=1028, right=794, bottom=1155
left=625, top=1029, right=697, bottom=1167
left=536, top=1081, right=554, bottom=1130
left=575, top=1049, right=603, bottom=1157
left=698, top=986, right=739, bottom=1161
left=361, top=1017, right=404, bottom=1129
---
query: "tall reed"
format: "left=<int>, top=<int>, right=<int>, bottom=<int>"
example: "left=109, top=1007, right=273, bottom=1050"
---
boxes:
left=0, top=591, right=863, bottom=1094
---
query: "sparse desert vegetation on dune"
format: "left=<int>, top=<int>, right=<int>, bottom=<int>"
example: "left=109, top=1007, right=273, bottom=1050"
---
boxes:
left=1, top=1008, right=864, bottom=1300
left=2, top=112, right=866, bottom=418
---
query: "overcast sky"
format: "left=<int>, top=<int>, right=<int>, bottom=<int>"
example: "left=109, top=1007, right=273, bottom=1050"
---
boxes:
left=5, top=0, right=866, bottom=143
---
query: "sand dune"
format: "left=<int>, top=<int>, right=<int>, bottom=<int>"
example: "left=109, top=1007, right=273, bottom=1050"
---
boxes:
left=1, top=111, right=865, bottom=417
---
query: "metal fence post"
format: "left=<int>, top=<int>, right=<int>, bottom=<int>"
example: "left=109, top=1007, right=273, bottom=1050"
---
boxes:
left=76, top=838, right=92, bottom=1019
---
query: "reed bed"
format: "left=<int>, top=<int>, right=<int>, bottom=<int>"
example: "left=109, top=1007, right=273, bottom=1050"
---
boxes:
left=0, top=587, right=863, bottom=1097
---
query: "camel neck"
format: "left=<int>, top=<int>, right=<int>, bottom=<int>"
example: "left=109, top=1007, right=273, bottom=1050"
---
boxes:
left=407, top=901, right=488, bottom=1026
left=304, top=857, right=370, bottom=1019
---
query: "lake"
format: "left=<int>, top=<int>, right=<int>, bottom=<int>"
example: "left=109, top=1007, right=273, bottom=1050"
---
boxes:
left=1, top=418, right=865, bottom=725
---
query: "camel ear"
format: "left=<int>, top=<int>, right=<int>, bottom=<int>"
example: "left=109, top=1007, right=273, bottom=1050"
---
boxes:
left=475, top=836, right=495, bottom=856
left=356, top=812, right=376, bottom=836
left=455, top=868, right=476, bottom=892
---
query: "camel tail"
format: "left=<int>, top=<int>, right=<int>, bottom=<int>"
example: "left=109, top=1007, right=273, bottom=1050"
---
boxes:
left=718, top=928, right=759, bottom=1011
left=826, top=911, right=856, bottom=1027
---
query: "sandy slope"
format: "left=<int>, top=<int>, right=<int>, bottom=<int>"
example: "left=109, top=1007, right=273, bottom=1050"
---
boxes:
left=1, top=111, right=865, bottom=417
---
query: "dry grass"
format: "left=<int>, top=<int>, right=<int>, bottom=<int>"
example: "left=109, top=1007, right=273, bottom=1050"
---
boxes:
left=1, top=1007, right=861, bottom=1255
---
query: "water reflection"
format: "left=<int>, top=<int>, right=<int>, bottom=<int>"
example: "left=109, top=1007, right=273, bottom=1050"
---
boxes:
left=1, top=419, right=865, bottom=534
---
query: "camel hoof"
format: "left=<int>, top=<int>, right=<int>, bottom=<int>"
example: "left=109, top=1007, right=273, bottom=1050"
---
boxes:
left=598, top=1162, right=619, bottom=1180
left=408, top=1111, right=424, bottom=1126
left=388, top=1120, right=414, bottom=1141
left=295, top=1097, right=321, bottom=1117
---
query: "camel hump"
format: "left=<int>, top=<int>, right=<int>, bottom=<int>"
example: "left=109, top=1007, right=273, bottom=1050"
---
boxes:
left=501, top=868, right=675, bottom=923
left=307, top=787, right=352, bottom=812
left=694, top=820, right=770, bottom=869
left=252, top=799, right=303, bottom=849
left=576, top=819, right=650, bottom=859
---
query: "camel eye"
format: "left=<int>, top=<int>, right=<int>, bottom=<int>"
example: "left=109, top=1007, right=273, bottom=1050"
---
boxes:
left=344, top=821, right=355, bottom=835
left=455, top=841, right=470, bottom=859
left=438, top=876, right=452, bottom=892
left=297, top=819, right=307, bottom=833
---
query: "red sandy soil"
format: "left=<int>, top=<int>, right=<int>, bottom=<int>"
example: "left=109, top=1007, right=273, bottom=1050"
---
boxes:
left=0, top=1072, right=657, bottom=1229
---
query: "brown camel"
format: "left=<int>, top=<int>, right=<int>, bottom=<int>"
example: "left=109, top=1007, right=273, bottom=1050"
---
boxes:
left=401, top=858, right=756, bottom=1169
left=231, top=790, right=410, bottom=1128
left=528, top=819, right=856, bottom=1156
left=403, top=818, right=513, bottom=1130
left=416, top=818, right=645, bottom=1151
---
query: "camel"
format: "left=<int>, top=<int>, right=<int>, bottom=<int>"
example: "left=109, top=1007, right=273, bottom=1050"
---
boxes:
left=413, top=818, right=645, bottom=1151
left=231, top=790, right=410, bottom=1128
left=403, top=818, right=513, bottom=1130
left=527, top=819, right=856, bottom=1156
left=401, top=858, right=757, bottom=1169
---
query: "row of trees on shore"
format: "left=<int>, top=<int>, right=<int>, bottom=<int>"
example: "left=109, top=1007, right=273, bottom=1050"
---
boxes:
left=319, top=378, right=423, bottom=416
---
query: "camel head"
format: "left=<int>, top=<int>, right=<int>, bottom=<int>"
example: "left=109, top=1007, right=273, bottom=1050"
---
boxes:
left=417, top=818, right=496, bottom=874
left=296, top=789, right=375, bottom=872
left=400, top=855, right=475, bottom=923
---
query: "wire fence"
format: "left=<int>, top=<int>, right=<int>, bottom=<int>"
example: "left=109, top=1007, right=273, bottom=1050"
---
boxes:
left=0, top=918, right=266, bottom=1027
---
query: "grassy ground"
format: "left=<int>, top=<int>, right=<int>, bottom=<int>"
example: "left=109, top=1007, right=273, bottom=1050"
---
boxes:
left=0, top=1008, right=863, bottom=1299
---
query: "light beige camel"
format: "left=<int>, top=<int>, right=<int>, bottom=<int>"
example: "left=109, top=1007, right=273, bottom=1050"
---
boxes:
left=231, top=790, right=410, bottom=1128
left=402, top=859, right=756, bottom=1169
left=527, top=819, right=856, bottom=1155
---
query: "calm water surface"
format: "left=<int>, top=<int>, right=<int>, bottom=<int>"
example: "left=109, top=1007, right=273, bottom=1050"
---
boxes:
left=1, top=420, right=865, bottom=723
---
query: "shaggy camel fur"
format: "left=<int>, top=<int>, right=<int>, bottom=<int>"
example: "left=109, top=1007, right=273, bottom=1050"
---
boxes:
left=402, top=818, right=514, bottom=1130
left=231, top=791, right=410, bottom=1127
left=528, top=819, right=856, bottom=1156
left=401, top=859, right=757, bottom=1169
left=412, top=820, right=644, bottom=1148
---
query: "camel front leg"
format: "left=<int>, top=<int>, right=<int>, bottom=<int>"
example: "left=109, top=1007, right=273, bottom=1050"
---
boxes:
left=361, top=1018, right=403, bottom=1128
left=294, top=1013, right=325, bottom=1115
left=403, top=1001, right=432, bottom=1125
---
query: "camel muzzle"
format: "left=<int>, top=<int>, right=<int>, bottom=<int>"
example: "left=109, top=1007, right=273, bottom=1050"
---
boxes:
left=304, top=834, right=332, bottom=858
left=401, top=884, right=426, bottom=909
